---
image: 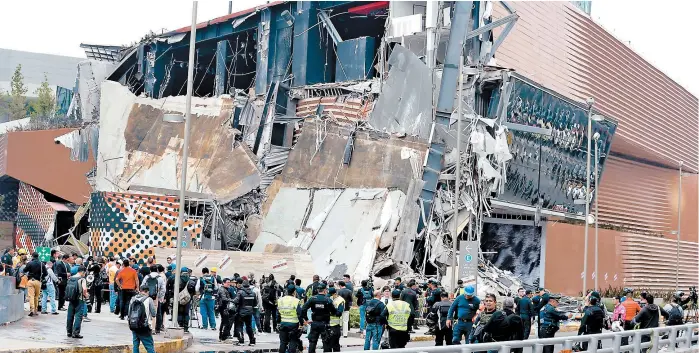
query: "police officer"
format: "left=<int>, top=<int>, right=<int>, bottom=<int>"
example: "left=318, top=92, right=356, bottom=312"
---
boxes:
left=327, top=287, right=346, bottom=351
left=301, top=283, right=338, bottom=353
left=578, top=296, right=605, bottom=350
left=539, top=294, right=572, bottom=353
left=446, top=285, right=480, bottom=345
left=381, top=289, right=412, bottom=348
left=233, top=280, right=258, bottom=346
left=277, top=284, right=303, bottom=353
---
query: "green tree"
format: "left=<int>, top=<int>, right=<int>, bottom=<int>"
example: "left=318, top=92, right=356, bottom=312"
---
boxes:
left=7, top=64, right=28, bottom=121
left=31, top=73, right=56, bottom=119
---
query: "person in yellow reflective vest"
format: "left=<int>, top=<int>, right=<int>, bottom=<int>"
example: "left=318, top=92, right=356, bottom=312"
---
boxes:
left=381, top=289, right=413, bottom=348
left=276, top=284, right=304, bottom=353
left=327, top=287, right=346, bottom=351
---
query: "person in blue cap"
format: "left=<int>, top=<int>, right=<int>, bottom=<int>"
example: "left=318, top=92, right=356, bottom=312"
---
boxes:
left=446, top=284, right=480, bottom=345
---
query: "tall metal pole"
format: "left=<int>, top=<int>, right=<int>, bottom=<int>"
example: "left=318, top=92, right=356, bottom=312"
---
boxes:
left=209, top=205, right=218, bottom=250
left=171, top=1, right=197, bottom=329
left=677, top=161, right=683, bottom=290
left=583, top=98, right=593, bottom=296
left=228, top=1, right=233, bottom=14
left=451, top=55, right=464, bottom=292
left=594, top=139, right=599, bottom=291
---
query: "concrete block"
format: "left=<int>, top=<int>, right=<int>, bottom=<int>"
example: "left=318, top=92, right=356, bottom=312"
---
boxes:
left=0, top=292, right=24, bottom=324
left=0, top=276, right=17, bottom=296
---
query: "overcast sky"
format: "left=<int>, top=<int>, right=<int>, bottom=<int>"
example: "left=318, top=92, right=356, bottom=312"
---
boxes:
left=0, top=1, right=697, bottom=96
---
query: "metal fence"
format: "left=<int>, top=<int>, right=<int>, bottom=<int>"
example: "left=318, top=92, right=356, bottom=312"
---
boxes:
left=385, top=324, right=699, bottom=353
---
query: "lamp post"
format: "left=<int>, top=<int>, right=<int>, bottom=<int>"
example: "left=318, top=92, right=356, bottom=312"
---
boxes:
left=170, top=1, right=197, bottom=330
left=451, top=55, right=464, bottom=292
left=582, top=98, right=594, bottom=296
left=593, top=132, right=600, bottom=291
left=676, top=161, right=683, bottom=291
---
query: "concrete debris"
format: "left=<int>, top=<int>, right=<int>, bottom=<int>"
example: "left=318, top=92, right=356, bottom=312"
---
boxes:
left=216, top=189, right=265, bottom=250
left=67, top=60, right=115, bottom=122
left=95, top=81, right=260, bottom=202
left=252, top=187, right=409, bottom=280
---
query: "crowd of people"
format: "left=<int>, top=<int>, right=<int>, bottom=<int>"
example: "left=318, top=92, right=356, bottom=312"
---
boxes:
left=1, top=247, right=694, bottom=353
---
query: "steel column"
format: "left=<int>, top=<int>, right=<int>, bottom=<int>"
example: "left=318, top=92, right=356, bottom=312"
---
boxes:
left=215, top=39, right=228, bottom=96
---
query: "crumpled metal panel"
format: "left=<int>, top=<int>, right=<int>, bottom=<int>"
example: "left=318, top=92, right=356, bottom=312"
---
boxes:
left=368, top=44, right=433, bottom=138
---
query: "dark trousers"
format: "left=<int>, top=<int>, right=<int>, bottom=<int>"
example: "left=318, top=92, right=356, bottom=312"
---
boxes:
left=640, top=335, right=651, bottom=353
left=327, top=325, right=341, bottom=352
left=263, top=302, right=278, bottom=332
left=156, top=300, right=165, bottom=331
left=581, top=333, right=603, bottom=351
left=279, top=324, right=301, bottom=353
left=388, top=327, right=410, bottom=349
left=219, top=312, right=233, bottom=340
left=539, top=326, right=556, bottom=353
left=236, top=314, right=256, bottom=344
left=521, top=316, right=531, bottom=339
left=89, top=284, right=104, bottom=313
left=120, top=289, right=136, bottom=319
left=407, top=315, right=415, bottom=331
left=66, top=301, right=84, bottom=336
left=308, top=322, right=329, bottom=353
left=435, top=327, right=453, bottom=346
left=177, top=303, right=191, bottom=331
left=57, top=281, right=67, bottom=309
left=622, top=320, right=634, bottom=346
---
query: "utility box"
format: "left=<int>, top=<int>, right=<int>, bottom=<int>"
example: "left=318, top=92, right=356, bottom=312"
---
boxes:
left=335, top=36, right=376, bottom=82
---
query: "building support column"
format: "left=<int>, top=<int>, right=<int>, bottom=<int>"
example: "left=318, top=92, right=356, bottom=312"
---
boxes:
left=215, top=39, right=229, bottom=96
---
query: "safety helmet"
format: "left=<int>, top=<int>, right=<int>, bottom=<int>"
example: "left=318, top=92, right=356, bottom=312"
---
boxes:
left=17, top=248, right=27, bottom=255
left=674, top=291, right=684, bottom=300
left=211, top=267, right=219, bottom=272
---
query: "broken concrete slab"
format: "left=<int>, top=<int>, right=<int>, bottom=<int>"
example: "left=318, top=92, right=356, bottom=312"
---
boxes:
left=96, top=81, right=260, bottom=202
left=281, top=120, right=427, bottom=193
left=253, top=187, right=409, bottom=280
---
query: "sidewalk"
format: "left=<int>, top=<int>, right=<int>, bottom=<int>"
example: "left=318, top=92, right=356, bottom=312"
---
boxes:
left=0, top=305, right=191, bottom=353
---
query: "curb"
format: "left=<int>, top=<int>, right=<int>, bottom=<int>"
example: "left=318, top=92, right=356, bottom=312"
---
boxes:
left=412, top=335, right=434, bottom=342
left=0, top=336, right=192, bottom=353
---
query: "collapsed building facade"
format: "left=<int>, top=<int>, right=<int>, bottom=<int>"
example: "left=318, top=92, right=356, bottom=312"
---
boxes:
left=68, top=1, right=697, bottom=295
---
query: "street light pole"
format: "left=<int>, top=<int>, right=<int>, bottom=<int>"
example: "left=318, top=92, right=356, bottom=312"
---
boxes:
left=583, top=98, right=594, bottom=296
left=171, top=1, right=197, bottom=329
left=594, top=137, right=599, bottom=291
left=451, top=55, right=464, bottom=292
left=676, top=161, right=683, bottom=291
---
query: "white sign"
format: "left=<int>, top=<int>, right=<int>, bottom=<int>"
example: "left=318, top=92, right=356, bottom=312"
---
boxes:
left=217, top=255, right=231, bottom=271
left=604, top=273, right=608, bottom=281
left=272, top=259, right=289, bottom=272
left=194, top=254, right=208, bottom=268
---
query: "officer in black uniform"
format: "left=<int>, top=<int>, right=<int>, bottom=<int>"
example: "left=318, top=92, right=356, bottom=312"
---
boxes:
left=301, top=283, right=338, bottom=353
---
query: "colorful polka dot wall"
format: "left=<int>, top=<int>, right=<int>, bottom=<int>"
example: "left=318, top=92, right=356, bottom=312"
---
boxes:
left=89, top=192, right=202, bottom=264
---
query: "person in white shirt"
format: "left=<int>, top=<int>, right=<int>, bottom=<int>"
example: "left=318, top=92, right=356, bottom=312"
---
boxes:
left=41, top=261, right=60, bottom=314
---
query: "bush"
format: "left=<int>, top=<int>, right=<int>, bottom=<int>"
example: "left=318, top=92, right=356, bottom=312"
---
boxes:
left=350, top=306, right=360, bottom=328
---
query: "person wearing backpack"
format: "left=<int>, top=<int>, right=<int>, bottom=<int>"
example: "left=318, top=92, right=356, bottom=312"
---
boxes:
left=116, top=259, right=140, bottom=320
left=196, top=267, right=218, bottom=330
left=577, top=296, right=605, bottom=350
left=664, top=293, right=684, bottom=326
left=129, top=284, right=157, bottom=353
left=356, top=280, right=374, bottom=336
left=216, top=278, right=236, bottom=342
left=66, top=266, right=88, bottom=338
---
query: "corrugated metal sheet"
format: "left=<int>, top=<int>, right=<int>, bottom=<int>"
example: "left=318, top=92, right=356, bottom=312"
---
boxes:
left=296, top=96, right=374, bottom=124
left=492, top=2, right=698, bottom=173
